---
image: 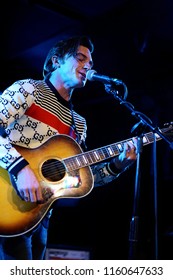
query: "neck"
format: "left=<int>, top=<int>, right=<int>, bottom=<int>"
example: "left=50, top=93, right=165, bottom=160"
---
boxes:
left=49, top=76, right=73, bottom=101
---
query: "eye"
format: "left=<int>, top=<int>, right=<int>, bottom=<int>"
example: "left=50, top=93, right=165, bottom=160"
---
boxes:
left=75, top=53, right=85, bottom=62
left=74, top=52, right=93, bottom=68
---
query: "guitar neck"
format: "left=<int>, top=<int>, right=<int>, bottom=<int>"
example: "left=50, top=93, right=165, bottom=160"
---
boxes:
left=64, top=128, right=168, bottom=171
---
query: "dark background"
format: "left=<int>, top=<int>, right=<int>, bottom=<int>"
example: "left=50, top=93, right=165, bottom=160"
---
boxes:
left=1, top=0, right=173, bottom=259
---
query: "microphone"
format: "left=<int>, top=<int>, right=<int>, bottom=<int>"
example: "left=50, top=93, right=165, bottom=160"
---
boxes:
left=86, top=69, right=123, bottom=85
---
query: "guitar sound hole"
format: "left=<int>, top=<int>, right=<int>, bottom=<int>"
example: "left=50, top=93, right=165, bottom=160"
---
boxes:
left=41, top=159, right=66, bottom=182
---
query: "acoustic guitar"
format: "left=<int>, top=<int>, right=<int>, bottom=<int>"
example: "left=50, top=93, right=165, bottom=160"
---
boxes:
left=0, top=124, right=172, bottom=237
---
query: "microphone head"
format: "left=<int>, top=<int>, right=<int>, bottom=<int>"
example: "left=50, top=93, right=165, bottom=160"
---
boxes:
left=86, top=69, right=97, bottom=81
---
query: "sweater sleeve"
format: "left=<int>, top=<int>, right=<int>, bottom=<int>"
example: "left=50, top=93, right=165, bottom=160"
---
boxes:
left=92, top=160, right=123, bottom=187
left=0, top=79, right=35, bottom=175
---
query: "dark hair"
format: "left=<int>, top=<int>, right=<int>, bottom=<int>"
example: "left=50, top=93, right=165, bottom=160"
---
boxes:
left=43, top=35, right=94, bottom=78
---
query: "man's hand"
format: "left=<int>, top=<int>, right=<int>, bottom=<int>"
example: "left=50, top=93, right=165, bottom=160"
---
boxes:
left=16, top=165, right=44, bottom=202
left=114, top=137, right=137, bottom=170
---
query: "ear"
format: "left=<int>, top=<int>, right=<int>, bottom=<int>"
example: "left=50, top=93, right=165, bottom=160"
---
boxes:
left=51, top=55, right=60, bottom=69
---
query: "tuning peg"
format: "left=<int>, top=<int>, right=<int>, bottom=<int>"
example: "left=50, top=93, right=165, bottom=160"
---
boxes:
left=164, top=122, right=173, bottom=127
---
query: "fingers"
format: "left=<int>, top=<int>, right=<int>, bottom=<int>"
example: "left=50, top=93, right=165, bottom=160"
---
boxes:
left=18, top=180, right=44, bottom=203
left=21, top=187, right=43, bottom=202
left=17, top=165, right=44, bottom=203
left=124, top=142, right=134, bottom=153
left=123, top=139, right=137, bottom=160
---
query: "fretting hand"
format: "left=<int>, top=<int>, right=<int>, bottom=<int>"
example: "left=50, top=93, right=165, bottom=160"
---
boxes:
left=113, top=137, right=137, bottom=171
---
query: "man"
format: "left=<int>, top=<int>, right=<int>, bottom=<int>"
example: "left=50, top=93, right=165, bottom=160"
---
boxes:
left=0, top=35, right=137, bottom=259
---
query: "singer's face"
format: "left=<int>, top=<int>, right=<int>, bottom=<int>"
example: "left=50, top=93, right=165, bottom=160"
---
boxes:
left=59, top=45, right=93, bottom=88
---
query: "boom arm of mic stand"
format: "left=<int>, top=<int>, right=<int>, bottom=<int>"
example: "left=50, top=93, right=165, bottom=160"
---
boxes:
left=104, top=85, right=173, bottom=149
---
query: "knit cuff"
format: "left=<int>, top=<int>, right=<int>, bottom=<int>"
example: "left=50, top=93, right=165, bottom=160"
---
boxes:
left=106, top=160, right=123, bottom=176
left=7, top=156, right=29, bottom=177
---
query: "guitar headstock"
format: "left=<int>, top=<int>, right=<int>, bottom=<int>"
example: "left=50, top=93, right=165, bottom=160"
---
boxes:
left=163, top=121, right=173, bottom=127
left=163, top=122, right=173, bottom=131
left=161, top=122, right=173, bottom=140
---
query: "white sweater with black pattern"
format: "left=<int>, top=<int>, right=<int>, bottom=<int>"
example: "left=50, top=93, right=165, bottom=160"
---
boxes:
left=0, top=78, right=120, bottom=186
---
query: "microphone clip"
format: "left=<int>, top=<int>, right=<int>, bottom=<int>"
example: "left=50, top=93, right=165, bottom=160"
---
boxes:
left=104, top=83, right=128, bottom=100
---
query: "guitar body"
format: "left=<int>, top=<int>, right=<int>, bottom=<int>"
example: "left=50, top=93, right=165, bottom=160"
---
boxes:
left=0, top=134, right=93, bottom=237
left=0, top=123, right=172, bottom=237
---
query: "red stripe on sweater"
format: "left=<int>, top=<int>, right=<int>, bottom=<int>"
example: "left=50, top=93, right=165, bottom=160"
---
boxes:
left=25, top=103, right=76, bottom=138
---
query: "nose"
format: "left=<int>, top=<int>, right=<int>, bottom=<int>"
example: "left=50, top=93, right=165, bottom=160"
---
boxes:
left=83, top=62, right=92, bottom=71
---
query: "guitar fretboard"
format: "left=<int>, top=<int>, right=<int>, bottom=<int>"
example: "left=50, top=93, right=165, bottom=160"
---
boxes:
left=64, top=127, right=171, bottom=171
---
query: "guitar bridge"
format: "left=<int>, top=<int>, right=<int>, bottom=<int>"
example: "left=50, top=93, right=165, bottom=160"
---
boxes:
left=42, top=187, right=53, bottom=201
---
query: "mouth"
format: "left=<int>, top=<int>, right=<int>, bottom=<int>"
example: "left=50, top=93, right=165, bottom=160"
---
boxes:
left=79, top=72, right=86, bottom=80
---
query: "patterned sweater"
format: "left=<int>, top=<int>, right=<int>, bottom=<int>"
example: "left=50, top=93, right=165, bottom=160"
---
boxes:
left=0, top=78, right=120, bottom=187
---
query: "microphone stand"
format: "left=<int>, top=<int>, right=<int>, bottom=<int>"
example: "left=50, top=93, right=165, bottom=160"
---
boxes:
left=128, top=124, right=145, bottom=259
left=104, top=83, right=173, bottom=259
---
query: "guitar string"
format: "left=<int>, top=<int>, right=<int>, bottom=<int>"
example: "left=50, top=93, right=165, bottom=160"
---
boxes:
left=40, top=127, right=171, bottom=176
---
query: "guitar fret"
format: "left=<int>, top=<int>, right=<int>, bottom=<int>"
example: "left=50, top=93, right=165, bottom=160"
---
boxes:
left=82, top=155, right=88, bottom=164
left=107, top=146, right=114, bottom=156
left=98, top=149, right=107, bottom=160
left=76, top=157, right=81, bottom=166
left=155, top=133, right=161, bottom=139
left=116, top=143, right=124, bottom=152
left=109, top=144, right=118, bottom=154
left=102, top=147, right=110, bottom=158
left=143, top=132, right=161, bottom=145
left=77, top=155, right=87, bottom=166
left=93, top=151, right=100, bottom=161
left=85, top=153, right=94, bottom=164
left=90, top=152, right=96, bottom=162
left=113, top=144, right=120, bottom=154
left=97, top=149, right=105, bottom=160
left=75, top=156, right=84, bottom=167
left=65, top=158, right=77, bottom=170
left=146, top=132, right=153, bottom=143
left=142, top=135, right=149, bottom=144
